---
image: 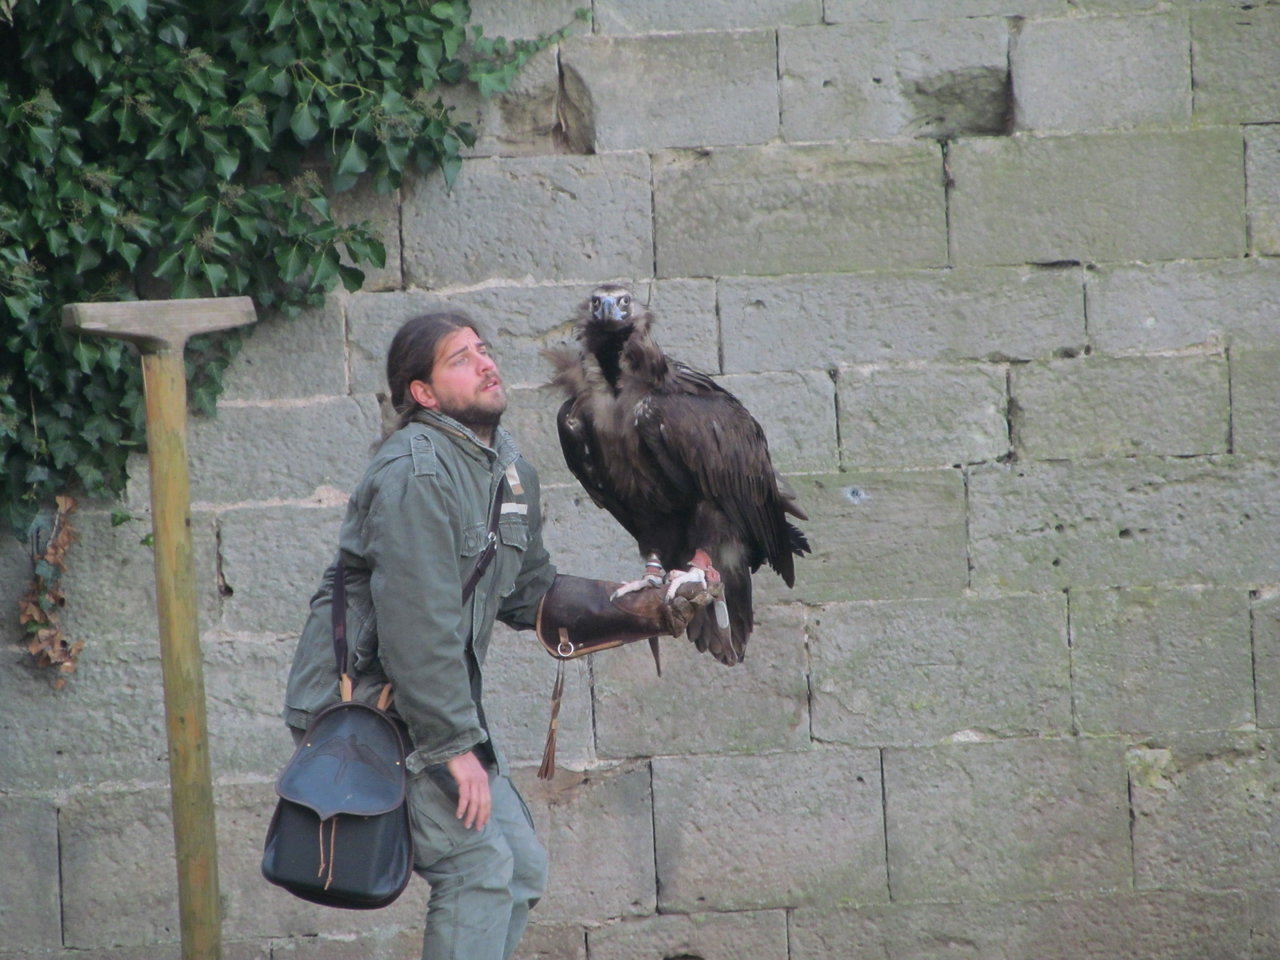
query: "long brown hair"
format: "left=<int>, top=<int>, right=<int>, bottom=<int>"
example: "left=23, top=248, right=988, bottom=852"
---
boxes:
left=383, top=311, right=487, bottom=435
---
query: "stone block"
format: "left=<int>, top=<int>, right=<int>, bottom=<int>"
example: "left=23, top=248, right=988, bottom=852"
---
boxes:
left=1248, top=123, right=1280, bottom=255
left=538, top=482, right=641, bottom=577
left=401, top=153, right=653, bottom=288
left=758, top=470, right=968, bottom=604
left=884, top=739, right=1131, bottom=899
left=0, top=630, right=295, bottom=792
left=187, top=396, right=382, bottom=505
left=484, top=621, right=596, bottom=771
left=790, top=891, right=1250, bottom=960
left=717, top=370, right=839, bottom=473
left=1234, top=349, right=1280, bottom=458
left=1012, top=13, right=1191, bottom=132
left=1256, top=592, right=1280, bottom=730
left=221, top=295, right=349, bottom=402
left=719, top=265, right=1087, bottom=371
left=58, top=505, right=220, bottom=649
left=514, top=762, right=659, bottom=921
left=586, top=910, right=789, bottom=960
left=1250, top=891, right=1280, bottom=960
left=1192, top=6, right=1280, bottom=123
left=949, top=129, right=1246, bottom=265
left=644, top=278, right=721, bottom=373
left=968, top=457, right=1280, bottom=591
left=1087, top=257, right=1280, bottom=353
left=826, top=0, right=1068, bottom=19
left=0, top=638, right=171, bottom=793
left=593, top=604, right=811, bottom=759
left=0, top=797, right=60, bottom=951
left=440, top=46, right=568, bottom=159
left=60, top=786, right=180, bottom=949
left=330, top=180, right=402, bottom=290
left=513, top=921, right=588, bottom=960
left=266, top=928, right=424, bottom=960
left=1071, top=587, right=1254, bottom=735
left=216, top=504, right=345, bottom=635
left=594, top=0, right=821, bottom=33
left=781, top=19, right=1011, bottom=141
left=1011, top=354, right=1230, bottom=459
left=838, top=362, right=1009, bottom=468
left=562, top=32, right=779, bottom=151
left=1130, top=732, right=1280, bottom=889
left=653, top=142, right=947, bottom=278
left=810, top=594, right=1071, bottom=746
left=203, top=634, right=303, bottom=778
left=652, top=749, right=887, bottom=911
left=468, top=0, right=586, bottom=39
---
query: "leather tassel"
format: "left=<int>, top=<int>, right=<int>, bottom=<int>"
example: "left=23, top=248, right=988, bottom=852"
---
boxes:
left=537, top=652, right=567, bottom=780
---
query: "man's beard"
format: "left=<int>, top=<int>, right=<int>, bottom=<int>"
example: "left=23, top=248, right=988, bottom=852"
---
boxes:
left=437, top=394, right=505, bottom=434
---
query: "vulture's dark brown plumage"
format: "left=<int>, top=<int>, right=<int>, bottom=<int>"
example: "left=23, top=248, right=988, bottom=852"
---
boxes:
left=544, top=283, right=810, bottom=665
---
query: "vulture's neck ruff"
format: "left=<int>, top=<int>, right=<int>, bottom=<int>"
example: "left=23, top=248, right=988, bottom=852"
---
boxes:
left=582, top=322, right=634, bottom=392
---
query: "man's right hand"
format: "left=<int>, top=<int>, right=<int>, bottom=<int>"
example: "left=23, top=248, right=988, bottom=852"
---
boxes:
left=445, top=750, right=492, bottom=830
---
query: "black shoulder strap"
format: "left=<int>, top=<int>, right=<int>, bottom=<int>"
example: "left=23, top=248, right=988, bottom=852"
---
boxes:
left=461, top=479, right=505, bottom=602
left=332, top=556, right=348, bottom=678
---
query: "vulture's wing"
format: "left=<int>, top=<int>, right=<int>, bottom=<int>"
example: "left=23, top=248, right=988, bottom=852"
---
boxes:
left=634, top=363, right=796, bottom=584
left=555, top=397, right=643, bottom=538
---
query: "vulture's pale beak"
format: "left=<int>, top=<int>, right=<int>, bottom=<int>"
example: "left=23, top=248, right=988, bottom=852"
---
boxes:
left=593, top=295, right=628, bottom=324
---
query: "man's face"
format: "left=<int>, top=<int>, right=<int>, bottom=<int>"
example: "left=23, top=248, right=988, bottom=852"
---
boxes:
left=412, top=326, right=507, bottom=432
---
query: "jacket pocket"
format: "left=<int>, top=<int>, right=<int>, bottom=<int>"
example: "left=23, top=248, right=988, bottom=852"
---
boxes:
left=495, top=517, right=529, bottom=598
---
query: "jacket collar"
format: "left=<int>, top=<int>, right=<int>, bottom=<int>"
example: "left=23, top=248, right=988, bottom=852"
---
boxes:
left=410, top=409, right=520, bottom=472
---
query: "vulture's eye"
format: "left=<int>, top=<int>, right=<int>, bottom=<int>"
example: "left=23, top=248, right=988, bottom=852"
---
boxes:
left=591, top=297, right=600, bottom=307
left=620, top=296, right=630, bottom=305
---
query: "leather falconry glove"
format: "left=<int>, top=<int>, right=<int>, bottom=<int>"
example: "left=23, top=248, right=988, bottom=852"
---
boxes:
left=534, top=573, right=718, bottom=660
left=532, top=574, right=720, bottom=780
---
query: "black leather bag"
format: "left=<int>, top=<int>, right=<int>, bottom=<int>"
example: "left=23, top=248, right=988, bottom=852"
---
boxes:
left=262, top=560, right=412, bottom=909
left=261, top=695, right=412, bottom=909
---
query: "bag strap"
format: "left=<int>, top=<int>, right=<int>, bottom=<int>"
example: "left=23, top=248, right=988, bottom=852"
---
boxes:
left=330, top=476, right=508, bottom=702
left=461, top=479, right=505, bottom=602
left=332, top=557, right=353, bottom=702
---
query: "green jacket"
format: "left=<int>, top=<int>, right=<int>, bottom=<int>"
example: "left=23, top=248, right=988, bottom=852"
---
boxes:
left=283, top=409, right=557, bottom=775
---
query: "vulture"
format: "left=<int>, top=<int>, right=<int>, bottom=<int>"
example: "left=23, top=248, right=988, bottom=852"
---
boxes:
left=544, top=283, right=810, bottom=666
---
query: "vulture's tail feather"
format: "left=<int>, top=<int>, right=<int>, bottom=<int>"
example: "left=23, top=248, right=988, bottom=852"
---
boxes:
left=788, top=523, right=811, bottom=557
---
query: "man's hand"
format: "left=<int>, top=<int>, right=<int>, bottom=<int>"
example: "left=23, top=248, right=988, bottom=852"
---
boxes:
left=445, top=750, right=492, bottom=830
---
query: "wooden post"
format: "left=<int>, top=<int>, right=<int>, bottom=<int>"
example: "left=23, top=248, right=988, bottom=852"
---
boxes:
left=63, top=297, right=256, bottom=960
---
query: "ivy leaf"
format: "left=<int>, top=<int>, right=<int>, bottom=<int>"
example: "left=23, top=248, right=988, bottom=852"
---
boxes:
left=336, top=138, right=368, bottom=177
left=289, top=101, right=320, bottom=143
left=71, top=339, right=99, bottom=374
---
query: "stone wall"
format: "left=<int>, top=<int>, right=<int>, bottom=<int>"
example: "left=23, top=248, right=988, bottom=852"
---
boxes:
left=3, top=1, right=1279, bottom=958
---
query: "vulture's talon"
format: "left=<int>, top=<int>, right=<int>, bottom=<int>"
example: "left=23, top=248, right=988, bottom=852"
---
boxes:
left=664, top=565, right=707, bottom=600
left=610, top=574, right=664, bottom=601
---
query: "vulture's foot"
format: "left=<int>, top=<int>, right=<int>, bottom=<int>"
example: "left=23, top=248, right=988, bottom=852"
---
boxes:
left=610, top=555, right=666, bottom=601
left=667, top=550, right=730, bottom=630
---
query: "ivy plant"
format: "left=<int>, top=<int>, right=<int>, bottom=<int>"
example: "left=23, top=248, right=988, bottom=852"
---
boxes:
left=0, top=0, right=583, bottom=536
left=1, top=0, right=585, bottom=681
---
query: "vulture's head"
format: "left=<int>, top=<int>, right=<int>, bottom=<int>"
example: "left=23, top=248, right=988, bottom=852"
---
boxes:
left=582, top=283, right=650, bottom=337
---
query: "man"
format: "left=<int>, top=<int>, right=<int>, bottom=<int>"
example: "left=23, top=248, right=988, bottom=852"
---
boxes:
left=282, top=312, right=710, bottom=960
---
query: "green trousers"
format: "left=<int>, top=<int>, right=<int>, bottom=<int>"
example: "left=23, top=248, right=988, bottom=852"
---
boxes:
left=408, top=766, right=548, bottom=960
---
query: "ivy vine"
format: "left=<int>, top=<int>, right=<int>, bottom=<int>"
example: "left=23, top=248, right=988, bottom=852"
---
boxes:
left=1, top=0, right=584, bottom=677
